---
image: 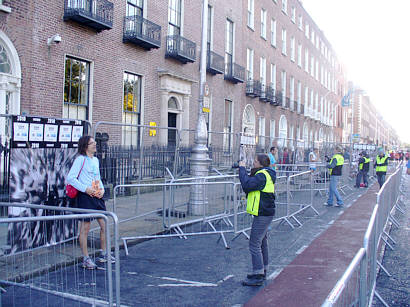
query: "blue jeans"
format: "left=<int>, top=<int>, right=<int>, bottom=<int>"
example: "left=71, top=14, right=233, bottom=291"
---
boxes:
left=327, top=175, right=343, bottom=205
left=377, top=173, right=386, bottom=188
left=356, top=170, right=368, bottom=187
left=249, top=215, right=274, bottom=274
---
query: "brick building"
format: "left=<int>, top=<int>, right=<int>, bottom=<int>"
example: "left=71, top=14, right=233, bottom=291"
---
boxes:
left=0, top=0, right=358, bottom=151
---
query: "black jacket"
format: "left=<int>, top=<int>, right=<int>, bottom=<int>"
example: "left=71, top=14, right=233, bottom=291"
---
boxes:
left=239, top=166, right=276, bottom=216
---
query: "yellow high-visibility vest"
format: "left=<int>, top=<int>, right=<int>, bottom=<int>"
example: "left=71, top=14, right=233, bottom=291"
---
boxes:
left=329, top=154, right=344, bottom=175
left=359, top=157, right=370, bottom=170
left=376, top=156, right=388, bottom=173
left=246, top=169, right=275, bottom=216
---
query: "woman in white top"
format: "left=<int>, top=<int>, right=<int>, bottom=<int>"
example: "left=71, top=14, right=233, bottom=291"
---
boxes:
left=309, top=148, right=319, bottom=171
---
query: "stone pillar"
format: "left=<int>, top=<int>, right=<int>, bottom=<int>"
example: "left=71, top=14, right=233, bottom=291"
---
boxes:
left=181, top=95, right=190, bottom=146
left=159, top=91, right=168, bottom=146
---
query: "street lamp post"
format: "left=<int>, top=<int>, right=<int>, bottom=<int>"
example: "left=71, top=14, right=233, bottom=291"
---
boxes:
left=189, top=0, right=210, bottom=215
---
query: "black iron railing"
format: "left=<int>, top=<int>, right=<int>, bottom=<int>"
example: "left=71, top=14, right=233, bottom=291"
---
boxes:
left=123, top=15, right=161, bottom=50
left=274, top=91, right=283, bottom=106
left=166, top=35, right=196, bottom=64
left=224, top=62, right=245, bottom=83
left=207, top=50, right=224, bottom=75
left=64, top=0, right=113, bottom=31
left=0, top=140, right=10, bottom=206
left=259, top=84, right=268, bottom=102
left=246, top=80, right=261, bottom=97
left=265, top=86, right=276, bottom=104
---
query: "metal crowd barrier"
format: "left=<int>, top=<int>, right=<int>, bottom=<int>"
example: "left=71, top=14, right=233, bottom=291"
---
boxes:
left=0, top=202, right=121, bottom=307
left=322, top=162, right=403, bottom=307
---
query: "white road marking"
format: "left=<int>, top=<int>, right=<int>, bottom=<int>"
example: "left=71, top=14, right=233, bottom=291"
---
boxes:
left=296, top=245, right=308, bottom=255
left=217, top=274, right=234, bottom=284
left=338, top=211, right=343, bottom=216
left=328, top=220, right=335, bottom=225
left=144, top=274, right=233, bottom=287
left=267, top=268, right=283, bottom=280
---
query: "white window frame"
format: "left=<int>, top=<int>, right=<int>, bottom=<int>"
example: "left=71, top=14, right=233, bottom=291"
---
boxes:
left=259, top=116, right=266, bottom=147
left=310, top=56, right=314, bottom=77
left=281, top=70, right=286, bottom=105
left=282, top=0, right=287, bottom=14
left=297, top=81, right=301, bottom=113
left=298, top=14, right=302, bottom=30
left=304, top=86, right=309, bottom=116
left=278, top=115, right=288, bottom=147
left=315, top=60, right=319, bottom=80
left=290, top=76, right=295, bottom=110
left=261, top=9, right=267, bottom=39
left=291, top=6, right=296, bottom=23
left=271, top=19, right=277, bottom=47
left=270, top=119, right=276, bottom=145
left=247, top=0, right=254, bottom=29
left=281, top=28, right=287, bottom=55
left=290, top=36, right=295, bottom=62
left=270, top=63, right=276, bottom=90
left=260, top=57, right=266, bottom=88
left=304, top=48, right=309, bottom=72
left=297, top=43, right=302, bottom=67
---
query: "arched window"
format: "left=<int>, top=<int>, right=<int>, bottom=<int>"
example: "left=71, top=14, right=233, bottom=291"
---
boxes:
left=0, top=31, right=22, bottom=146
left=278, top=115, right=287, bottom=147
left=168, top=97, right=179, bottom=110
left=242, top=104, right=256, bottom=135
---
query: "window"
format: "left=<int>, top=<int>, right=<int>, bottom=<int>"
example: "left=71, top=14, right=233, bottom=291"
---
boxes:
left=281, top=70, right=286, bottom=105
left=0, top=43, right=11, bottom=74
left=304, top=86, right=308, bottom=115
left=282, top=0, right=287, bottom=14
left=122, top=72, right=142, bottom=145
left=310, top=56, right=314, bottom=77
left=223, top=99, right=233, bottom=152
left=168, top=0, right=182, bottom=36
left=281, top=28, right=287, bottom=55
left=290, top=36, right=295, bottom=62
left=297, top=43, right=302, bottom=67
left=290, top=76, right=294, bottom=109
left=270, top=63, right=276, bottom=90
left=315, top=60, right=319, bottom=80
left=261, top=9, right=267, bottom=39
left=291, top=7, right=296, bottom=23
left=127, top=0, right=143, bottom=17
left=260, top=57, right=266, bottom=88
left=259, top=117, right=266, bottom=148
left=298, top=15, right=302, bottom=30
left=270, top=120, right=276, bottom=145
left=246, top=48, right=254, bottom=80
left=305, top=24, right=309, bottom=38
left=304, top=49, right=309, bottom=72
left=247, top=0, right=254, bottom=29
left=278, top=115, right=287, bottom=147
left=271, top=19, right=277, bottom=47
left=63, top=57, right=90, bottom=120
left=297, top=81, right=301, bottom=112
left=311, top=30, right=315, bottom=44
left=225, top=19, right=234, bottom=75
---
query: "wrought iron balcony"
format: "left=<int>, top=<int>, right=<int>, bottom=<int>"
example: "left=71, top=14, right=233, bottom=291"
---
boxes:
left=281, top=97, right=290, bottom=109
left=207, top=50, right=224, bottom=75
left=64, top=0, right=113, bottom=31
left=265, top=86, right=275, bottom=104
left=166, top=35, right=196, bottom=64
left=224, top=62, right=245, bottom=84
left=123, top=15, right=161, bottom=50
left=259, top=84, right=268, bottom=102
left=246, top=80, right=262, bottom=97
left=274, top=91, right=283, bottom=106
left=299, top=104, right=304, bottom=115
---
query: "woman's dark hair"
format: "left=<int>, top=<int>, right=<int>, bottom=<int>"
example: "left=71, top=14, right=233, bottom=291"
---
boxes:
left=257, top=154, right=270, bottom=167
left=270, top=146, right=276, bottom=152
left=78, top=135, right=92, bottom=155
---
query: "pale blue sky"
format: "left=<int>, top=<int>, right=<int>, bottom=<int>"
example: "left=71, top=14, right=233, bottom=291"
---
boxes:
left=303, top=0, right=410, bottom=143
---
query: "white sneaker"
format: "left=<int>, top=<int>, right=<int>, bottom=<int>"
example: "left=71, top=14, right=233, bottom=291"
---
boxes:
left=82, top=256, right=97, bottom=269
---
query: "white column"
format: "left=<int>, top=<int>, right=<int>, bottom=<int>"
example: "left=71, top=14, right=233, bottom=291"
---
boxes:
left=181, top=95, right=190, bottom=146
left=159, top=91, right=168, bottom=146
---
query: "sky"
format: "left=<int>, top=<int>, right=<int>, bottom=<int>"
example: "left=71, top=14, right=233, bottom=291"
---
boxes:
left=302, top=0, right=410, bottom=144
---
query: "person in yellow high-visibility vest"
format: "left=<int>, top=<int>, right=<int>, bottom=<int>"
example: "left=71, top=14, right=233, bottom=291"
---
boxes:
left=239, top=154, right=276, bottom=287
left=374, top=149, right=389, bottom=188
left=355, top=151, right=370, bottom=188
left=325, top=146, right=344, bottom=207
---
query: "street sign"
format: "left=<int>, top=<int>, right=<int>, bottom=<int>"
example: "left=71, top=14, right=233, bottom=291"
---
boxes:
left=202, top=96, right=210, bottom=113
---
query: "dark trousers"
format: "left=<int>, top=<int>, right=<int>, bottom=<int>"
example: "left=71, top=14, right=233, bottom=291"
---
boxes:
left=376, top=172, right=386, bottom=188
left=356, top=170, right=368, bottom=187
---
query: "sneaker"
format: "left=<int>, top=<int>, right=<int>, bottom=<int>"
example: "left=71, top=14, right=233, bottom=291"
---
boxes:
left=82, top=256, right=97, bottom=269
left=335, top=204, right=344, bottom=207
left=97, top=252, right=116, bottom=263
left=242, top=274, right=264, bottom=286
left=323, top=203, right=333, bottom=206
left=247, top=270, right=267, bottom=280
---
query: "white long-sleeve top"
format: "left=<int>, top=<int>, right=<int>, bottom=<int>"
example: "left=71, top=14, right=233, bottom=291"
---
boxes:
left=66, top=155, right=104, bottom=193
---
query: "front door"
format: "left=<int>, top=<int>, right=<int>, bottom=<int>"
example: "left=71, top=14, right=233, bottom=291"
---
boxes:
left=168, top=112, right=177, bottom=147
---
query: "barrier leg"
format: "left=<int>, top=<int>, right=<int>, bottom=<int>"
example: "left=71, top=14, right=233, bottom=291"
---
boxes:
left=376, top=260, right=392, bottom=277
left=374, top=290, right=390, bottom=307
